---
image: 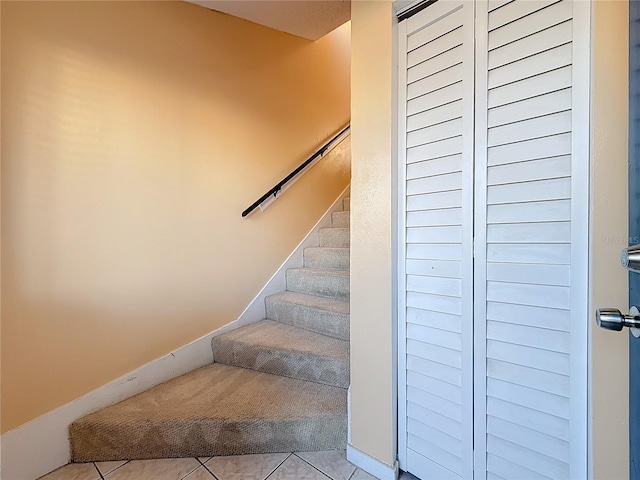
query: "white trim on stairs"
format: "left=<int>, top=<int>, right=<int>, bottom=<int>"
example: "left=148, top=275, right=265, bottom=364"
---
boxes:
left=0, top=186, right=350, bottom=480
left=347, top=444, right=399, bottom=480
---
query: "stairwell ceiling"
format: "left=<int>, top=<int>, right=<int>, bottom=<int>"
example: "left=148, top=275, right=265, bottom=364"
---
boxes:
left=186, top=0, right=351, bottom=41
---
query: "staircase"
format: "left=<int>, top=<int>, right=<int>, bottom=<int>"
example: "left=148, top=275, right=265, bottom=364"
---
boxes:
left=69, top=196, right=351, bottom=462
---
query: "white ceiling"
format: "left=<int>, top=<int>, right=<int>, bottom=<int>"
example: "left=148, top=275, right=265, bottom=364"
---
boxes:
left=187, top=0, right=351, bottom=41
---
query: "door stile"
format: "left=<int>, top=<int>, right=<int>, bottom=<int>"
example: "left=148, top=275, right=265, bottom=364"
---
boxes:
left=397, top=17, right=409, bottom=472
left=570, top=1, right=591, bottom=478
left=462, top=1, right=478, bottom=479
left=472, top=1, right=489, bottom=479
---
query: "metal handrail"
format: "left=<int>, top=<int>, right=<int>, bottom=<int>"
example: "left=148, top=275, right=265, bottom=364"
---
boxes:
left=241, top=124, right=350, bottom=217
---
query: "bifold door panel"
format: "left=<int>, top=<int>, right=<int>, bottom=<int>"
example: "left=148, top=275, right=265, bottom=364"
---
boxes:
left=397, top=1, right=589, bottom=479
left=398, top=1, right=475, bottom=478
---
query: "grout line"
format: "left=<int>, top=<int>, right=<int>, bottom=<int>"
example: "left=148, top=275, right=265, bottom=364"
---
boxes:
left=178, top=461, right=204, bottom=480
left=104, top=460, right=130, bottom=477
left=93, top=462, right=105, bottom=480
left=292, top=453, right=333, bottom=479
left=196, top=458, right=220, bottom=480
left=171, top=459, right=211, bottom=480
left=263, top=453, right=292, bottom=480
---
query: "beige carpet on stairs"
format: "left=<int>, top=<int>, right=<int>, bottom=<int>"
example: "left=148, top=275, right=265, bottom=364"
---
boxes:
left=70, top=363, right=347, bottom=462
left=70, top=195, right=351, bottom=462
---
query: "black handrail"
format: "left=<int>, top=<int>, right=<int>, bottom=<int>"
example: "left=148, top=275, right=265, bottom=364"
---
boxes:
left=397, top=0, right=438, bottom=22
left=242, top=124, right=351, bottom=217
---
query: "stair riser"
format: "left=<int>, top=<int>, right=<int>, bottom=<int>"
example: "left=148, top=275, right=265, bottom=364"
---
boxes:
left=70, top=415, right=346, bottom=461
left=266, top=297, right=349, bottom=341
left=319, top=229, right=350, bottom=248
left=331, top=211, right=350, bottom=228
left=287, top=271, right=350, bottom=300
left=304, top=248, right=349, bottom=270
left=212, top=338, right=349, bottom=388
left=343, top=197, right=350, bottom=211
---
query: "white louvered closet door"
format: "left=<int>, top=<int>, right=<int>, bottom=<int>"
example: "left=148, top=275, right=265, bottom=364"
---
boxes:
left=473, top=0, right=588, bottom=479
left=398, top=1, right=589, bottom=479
left=397, top=1, right=475, bottom=479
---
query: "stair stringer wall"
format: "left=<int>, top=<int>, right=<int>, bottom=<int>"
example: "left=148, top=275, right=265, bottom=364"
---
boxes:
left=0, top=185, right=351, bottom=480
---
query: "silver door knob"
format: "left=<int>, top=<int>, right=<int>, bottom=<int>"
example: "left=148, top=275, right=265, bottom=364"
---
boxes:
left=596, top=306, right=640, bottom=331
left=621, top=244, right=640, bottom=273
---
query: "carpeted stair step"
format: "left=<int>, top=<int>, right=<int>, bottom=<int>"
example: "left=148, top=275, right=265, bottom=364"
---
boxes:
left=286, top=267, right=349, bottom=300
left=69, top=363, right=347, bottom=462
left=265, top=291, right=349, bottom=340
left=212, top=320, right=349, bottom=387
left=319, top=227, right=350, bottom=248
left=331, top=211, right=350, bottom=228
left=304, top=246, right=349, bottom=270
left=343, top=197, right=350, bottom=211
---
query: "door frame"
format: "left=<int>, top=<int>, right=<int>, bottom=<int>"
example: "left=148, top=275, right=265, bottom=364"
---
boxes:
left=589, top=1, right=632, bottom=478
left=628, top=2, right=640, bottom=477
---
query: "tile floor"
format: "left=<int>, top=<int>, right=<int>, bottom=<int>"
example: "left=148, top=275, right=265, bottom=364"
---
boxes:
left=38, top=451, right=417, bottom=480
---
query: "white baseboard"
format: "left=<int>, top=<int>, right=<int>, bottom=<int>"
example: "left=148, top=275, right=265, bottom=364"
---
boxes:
left=347, top=444, right=399, bottom=480
left=1, top=186, right=350, bottom=480
left=1, top=320, right=237, bottom=480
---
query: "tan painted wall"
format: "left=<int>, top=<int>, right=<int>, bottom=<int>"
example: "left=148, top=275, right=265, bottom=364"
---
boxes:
left=591, top=2, right=630, bottom=478
left=350, top=0, right=396, bottom=466
left=350, top=0, right=632, bottom=477
left=1, top=1, right=350, bottom=433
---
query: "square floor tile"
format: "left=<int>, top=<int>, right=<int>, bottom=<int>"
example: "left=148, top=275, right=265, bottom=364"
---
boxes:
left=267, top=455, right=330, bottom=480
left=203, top=452, right=289, bottom=480
left=349, top=469, right=379, bottom=480
left=106, top=458, right=200, bottom=479
left=95, top=460, right=128, bottom=477
left=295, top=451, right=356, bottom=480
left=38, top=463, right=100, bottom=480
left=182, top=465, right=216, bottom=479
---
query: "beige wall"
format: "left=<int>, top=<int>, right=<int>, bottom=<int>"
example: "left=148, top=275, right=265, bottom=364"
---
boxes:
left=591, top=1, right=630, bottom=478
left=350, top=0, right=396, bottom=467
left=1, top=1, right=350, bottom=433
left=350, top=0, right=632, bottom=477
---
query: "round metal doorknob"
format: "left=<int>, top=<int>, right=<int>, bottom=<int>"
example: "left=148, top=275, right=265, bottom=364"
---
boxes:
left=621, top=244, right=640, bottom=272
left=596, top=306, right=640, bottom=331
left=596, top=308, right=626, bottom=331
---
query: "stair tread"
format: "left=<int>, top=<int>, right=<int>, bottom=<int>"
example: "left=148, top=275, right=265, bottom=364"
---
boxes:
left=286, top=268, right=350, bottom=301
left=72, top=363, right=346, bottom=422
left=305, top=247, right=350, bottom=257
left=288, top=267, right=350, bottom=277
left=267, top=291, right=349, bottom=315
left=214, top=320, right=349, bottom=361
left=266, top=292, right=349, bottom=341
left=70, top=363, right=346, bottom=461
left=303, top=247, right=349, bottom=270
left=332, top=211, right=350, bottom=228
left=318, top=227, right=350, bottom=248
